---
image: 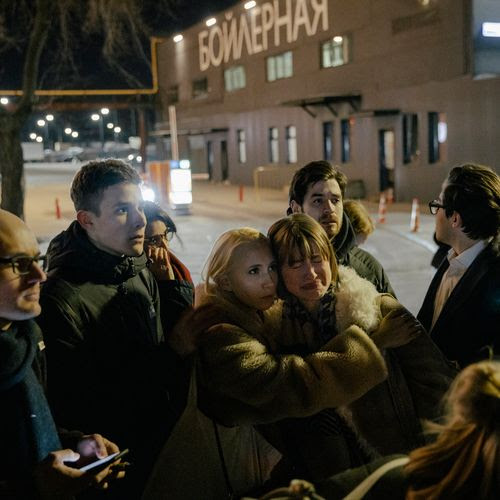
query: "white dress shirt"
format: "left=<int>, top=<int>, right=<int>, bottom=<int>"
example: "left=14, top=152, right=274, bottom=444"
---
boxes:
left=431, top=239, right=489, bottom=329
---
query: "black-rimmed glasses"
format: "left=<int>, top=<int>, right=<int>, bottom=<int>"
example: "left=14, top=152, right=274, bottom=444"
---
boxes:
left=428, top=200, right=446, bottom=215
left=144, top=231, right=174, bottom=248
left=0, top=254, right=47, bottom=275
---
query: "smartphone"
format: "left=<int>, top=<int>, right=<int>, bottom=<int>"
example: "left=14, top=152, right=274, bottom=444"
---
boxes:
left=78, top=448, right=129, bottom=473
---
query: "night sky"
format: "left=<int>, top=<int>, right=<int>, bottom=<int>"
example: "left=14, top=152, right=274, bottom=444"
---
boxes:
left=0, top=0, right=239, bottom=91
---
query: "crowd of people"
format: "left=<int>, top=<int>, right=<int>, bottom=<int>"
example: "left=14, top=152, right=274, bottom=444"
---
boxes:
left=1, top=158, right=498, bottom=499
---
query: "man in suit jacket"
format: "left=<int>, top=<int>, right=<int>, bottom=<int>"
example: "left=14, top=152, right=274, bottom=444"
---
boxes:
left=418, top=163, right=500, bottom=367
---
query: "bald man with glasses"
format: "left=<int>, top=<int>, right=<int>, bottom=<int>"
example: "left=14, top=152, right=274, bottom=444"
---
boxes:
left=0, top=209, right=123, bottom=499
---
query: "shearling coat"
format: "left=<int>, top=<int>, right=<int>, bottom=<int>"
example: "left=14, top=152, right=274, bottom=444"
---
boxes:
left=279, top=266, right=456, bottom=455
left=195, top=283, right=388, bottom=427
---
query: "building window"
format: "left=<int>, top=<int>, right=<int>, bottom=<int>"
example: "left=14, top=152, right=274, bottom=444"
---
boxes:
left=402, top=113, right=419, bottom=164
left=428, top=112, right=447, bottom=164
left=321, top=35, right=350, bottom=68
left=269, top=127, right=279, bottom=163
left=224, top=65, right=246, bottom=91
left=286, top=126, right=297, bottom=163
left=167, top=85, right=179, bottom=104
left=323, top=121, right=334, bottom=161
left=341, top=119, right=351, bottom=163
left=237, top=129, right=247, bottom=163
left=266, top=51, right=293, bottom=82
left=192, top=78, right=208, bottom=99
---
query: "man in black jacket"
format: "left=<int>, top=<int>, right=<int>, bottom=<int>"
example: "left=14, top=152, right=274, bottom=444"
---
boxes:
left=288, top=161, right=395, bottom=295
left=0, top=209, right=121, bottom=499
left=37, top=159, right=189, bottom=498
left=418, top=163, right=500, bottom=367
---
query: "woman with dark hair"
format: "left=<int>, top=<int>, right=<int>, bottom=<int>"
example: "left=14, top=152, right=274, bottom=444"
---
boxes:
left=143, top=201, right=194, bottom=334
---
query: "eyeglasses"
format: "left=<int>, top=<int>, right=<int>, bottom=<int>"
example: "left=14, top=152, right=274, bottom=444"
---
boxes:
left=144, top=231, right=173, bottom=248
left=428, top=200, right=446, bottom=215
left=0, top=254, right=47, bottom=275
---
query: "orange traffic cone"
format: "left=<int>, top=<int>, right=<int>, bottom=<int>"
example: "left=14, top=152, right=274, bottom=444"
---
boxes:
left=55, top=198, right=61, bottom=219
left=410, top=198, right=420, bottom=232
left=378, top=193, right=387, bottom=223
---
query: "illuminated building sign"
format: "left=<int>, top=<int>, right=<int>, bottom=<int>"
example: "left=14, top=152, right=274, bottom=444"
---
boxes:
left=198, top=0, right=329, bottom=71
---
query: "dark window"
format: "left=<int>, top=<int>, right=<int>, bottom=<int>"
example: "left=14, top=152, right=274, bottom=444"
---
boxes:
left=341, top=119, right=351, bottom=163
left=323, top=121, right=334, bottom=161
left=192, top=78, right=208, bottom=99
left=403, top=113, right=418, bottom=164
left=269, top=127, right=279, bottom=163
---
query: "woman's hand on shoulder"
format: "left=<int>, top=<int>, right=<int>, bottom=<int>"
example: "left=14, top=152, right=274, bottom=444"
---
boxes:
left=371, top=304, right=424, bottom=349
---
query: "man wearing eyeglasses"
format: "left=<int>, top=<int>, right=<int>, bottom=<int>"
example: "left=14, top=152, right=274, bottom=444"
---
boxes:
left=419, top=163, right=500, bottom=367
left=36, top=159, right=189, bottom=499
left=0, top=209, right=124, bottom=498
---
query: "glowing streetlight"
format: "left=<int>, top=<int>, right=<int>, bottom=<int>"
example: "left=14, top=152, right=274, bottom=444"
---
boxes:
left=29, top=133, right=37, bottom=140
left=107, top=123, right=114, bottom=129
left=173, top=34, right=183, bottom=43
left=71, top=131, right=79, bottom=138
left=35, top=136, right=43, bottom=143
left=244, top=1, right=256, bottom=9
left=65, top=127, right=72, bottom=135
left=114, top=126, right=121, bottom=133
left=91, top=114, right=100, bottom=121
left=45, top=114, right=54, bottom=121
left=206, top=17, right=216, bottom=27
left=0, top=97, right=9, bottom=105
left=100, top=107, right=110, bottom=115
left=37, top=119, right=46, bottom=127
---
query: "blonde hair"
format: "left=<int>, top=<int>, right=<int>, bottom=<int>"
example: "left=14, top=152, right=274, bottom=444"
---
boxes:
left=202, top=227, right=268, bottom=293
left=343, top=199, right=374, bottom=237
left=405, top=361, right=500, bottom=499
left=268, top=214, right=337, bottom=297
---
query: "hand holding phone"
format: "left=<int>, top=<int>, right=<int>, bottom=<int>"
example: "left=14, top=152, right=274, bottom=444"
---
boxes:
left=78, top=448, right=129, bottom=473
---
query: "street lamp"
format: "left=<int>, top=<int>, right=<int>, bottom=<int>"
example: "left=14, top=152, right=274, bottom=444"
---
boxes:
left=0, top=97, right=8, bottom=105
left=29, top=133, right=37, bottom=140
left=71, top=131, right=79, bottom=138
left=64, top=127, right=72, bottom=135
left=106, top=123, right=114, bottom=129
left=101, top=107, right=110, bottom=116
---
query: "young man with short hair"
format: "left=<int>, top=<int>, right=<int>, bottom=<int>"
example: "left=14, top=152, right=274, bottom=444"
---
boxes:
left=37, top=159, right=189, bottom=498
left=419, top=163, right=500, bottom=366
left=0, top=209, right=121, bottom=499
left=288, top=161, right=395, bottom=295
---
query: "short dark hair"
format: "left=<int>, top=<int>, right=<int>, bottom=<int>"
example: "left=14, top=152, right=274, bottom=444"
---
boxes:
left=143, top=201, right=177, bottom=235
left=443, top=163, right=500, bottom=240
left=71, top=159, right=142, bottom=214
left=287, top=161, right=348, bottom=215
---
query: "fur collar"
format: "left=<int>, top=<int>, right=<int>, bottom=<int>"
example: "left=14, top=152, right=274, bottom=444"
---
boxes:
left=335, top=265, right=381, bottom=334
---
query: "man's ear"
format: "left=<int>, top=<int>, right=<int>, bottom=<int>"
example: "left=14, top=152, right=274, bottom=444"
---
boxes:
left=76, top=210, right=95, bottom=231
left=450, top=211, right=463, bottom=229
left=290, top=200, right=302, bottom=214
left=216, top=274, right=233, bottom=292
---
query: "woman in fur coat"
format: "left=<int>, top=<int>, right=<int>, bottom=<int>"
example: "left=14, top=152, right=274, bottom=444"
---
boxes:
left=267, top=214, right=456, bottom=480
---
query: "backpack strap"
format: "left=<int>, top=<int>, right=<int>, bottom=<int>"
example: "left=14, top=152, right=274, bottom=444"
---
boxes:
left=343, top=456, right=409, bottom=500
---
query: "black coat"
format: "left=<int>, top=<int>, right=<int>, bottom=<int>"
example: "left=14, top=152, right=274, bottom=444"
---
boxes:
left=418, top=237, right=500, bottom=367
left=37, top=222, right=189, bottom=498
left=332, top=214, right=396, bottom=296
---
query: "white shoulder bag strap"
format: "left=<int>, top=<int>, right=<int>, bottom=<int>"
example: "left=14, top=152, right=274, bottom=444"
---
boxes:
left=343, top=456, right=410, bottom=500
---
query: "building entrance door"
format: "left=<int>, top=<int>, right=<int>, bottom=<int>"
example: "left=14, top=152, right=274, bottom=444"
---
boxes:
left=221, top=140, right=229, bottom=181
left=378, top=129, right=395, bottom=196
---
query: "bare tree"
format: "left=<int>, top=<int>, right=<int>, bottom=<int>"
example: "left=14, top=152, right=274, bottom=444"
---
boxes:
left=0, top=0, right=174, bottom=218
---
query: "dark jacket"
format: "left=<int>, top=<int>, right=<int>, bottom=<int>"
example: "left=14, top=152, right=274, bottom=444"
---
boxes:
left=37, top=222, right=189, bottom=498
left=332, top=213, right=395, bottom=296
left=0, top=320, right=61, bottom=498
left=418, top=236, right=500, bottom=367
